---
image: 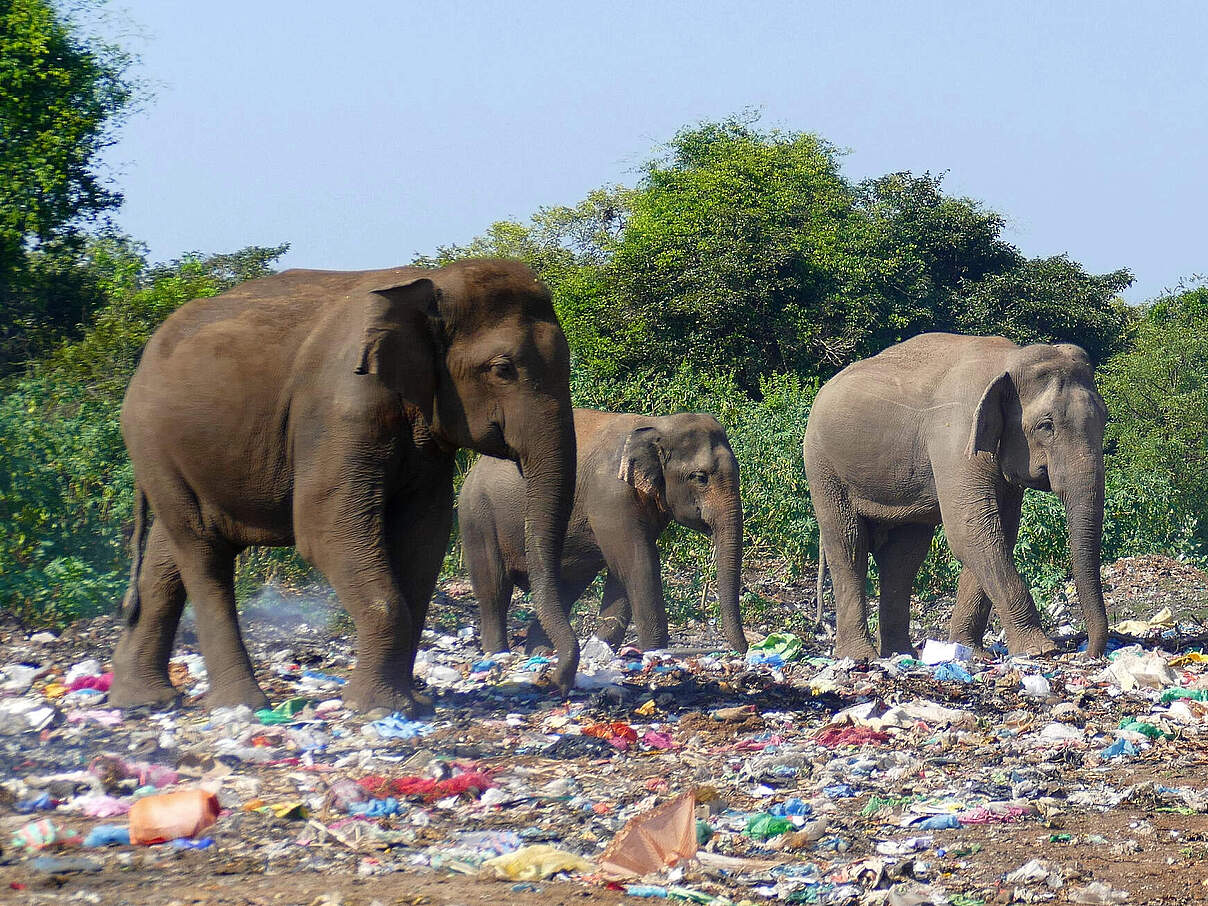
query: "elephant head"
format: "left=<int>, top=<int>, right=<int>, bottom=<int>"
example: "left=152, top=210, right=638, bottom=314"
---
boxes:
left=966, top=343, right=1108, bottom=656
left=619, top=414, right=748, bottom=652
left=363, top=259, right=579, bottom=688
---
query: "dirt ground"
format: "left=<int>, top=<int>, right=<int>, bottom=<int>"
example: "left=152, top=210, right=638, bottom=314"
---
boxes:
left=2, top=555, right=1208, bottom=906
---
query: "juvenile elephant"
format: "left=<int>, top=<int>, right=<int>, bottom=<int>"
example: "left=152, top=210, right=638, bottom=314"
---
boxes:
left=459, top=410, right=748, bottom=655
left=804, top=333, right=1108, bottom=659
left=111, top=259, right=578, bottom=714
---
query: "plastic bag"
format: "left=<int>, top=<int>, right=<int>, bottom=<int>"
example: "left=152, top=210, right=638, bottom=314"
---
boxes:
left=128, top=789, right=220, bottom=845
left=481, top=843, right=592, bottom=880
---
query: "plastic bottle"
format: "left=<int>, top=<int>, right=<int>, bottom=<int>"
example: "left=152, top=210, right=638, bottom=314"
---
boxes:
left=128, top=789, right=220, bottom=845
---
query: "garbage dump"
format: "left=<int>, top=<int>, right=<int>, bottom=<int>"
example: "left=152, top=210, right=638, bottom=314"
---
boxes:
left=2, top=560, right=1208, bottom=904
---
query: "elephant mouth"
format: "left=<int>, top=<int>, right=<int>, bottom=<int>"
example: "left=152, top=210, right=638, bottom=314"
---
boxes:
left=478, top=422, right=511, bottom=460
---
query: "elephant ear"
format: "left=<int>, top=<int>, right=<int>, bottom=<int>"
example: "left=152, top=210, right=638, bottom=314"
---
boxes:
left=618, top=426, right=666, bottom=503
left=965, top=371, right=1013, bottom=459
left=355, top=277, right=441, bottom=424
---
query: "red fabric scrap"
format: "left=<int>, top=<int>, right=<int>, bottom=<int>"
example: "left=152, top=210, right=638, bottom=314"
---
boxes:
left=356, top=769, right=494, bottom=801
left=584, top=722, right=639, bottom=750
left=815, top=726, right=890, bottom=748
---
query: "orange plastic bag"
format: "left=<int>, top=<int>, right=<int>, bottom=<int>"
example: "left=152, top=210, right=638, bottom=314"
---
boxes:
left=128, top=789, right=220, bottom=845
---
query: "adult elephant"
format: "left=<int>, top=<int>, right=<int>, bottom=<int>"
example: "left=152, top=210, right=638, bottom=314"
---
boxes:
left=459, top=410, right=748, bottom=655
left=804, top=333, right=1108, bottom=660
left=110, top=259, right=577, bottom=714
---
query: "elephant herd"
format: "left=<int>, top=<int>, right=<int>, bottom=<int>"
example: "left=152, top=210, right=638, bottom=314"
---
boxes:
left=108, top=259, right=1109, bottom=715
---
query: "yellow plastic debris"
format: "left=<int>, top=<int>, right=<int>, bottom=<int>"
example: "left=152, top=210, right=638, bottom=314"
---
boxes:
left=481, top=844, right=592, bottom=880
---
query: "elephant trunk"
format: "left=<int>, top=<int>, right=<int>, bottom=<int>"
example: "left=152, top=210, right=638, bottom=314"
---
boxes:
left=517, top=401, right=578, bottom=691
left=710, top=487, right=747, bottom=653
left=1060, top=459, right=1108, bottom=657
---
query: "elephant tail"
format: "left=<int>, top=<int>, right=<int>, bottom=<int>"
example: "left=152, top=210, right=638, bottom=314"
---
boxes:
left=120, top=482, right=150, bottom=626
left=815, top=545, right=827, bottom=625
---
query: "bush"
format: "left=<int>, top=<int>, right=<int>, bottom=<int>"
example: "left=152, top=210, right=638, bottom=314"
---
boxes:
left=0, top=244, right=290, bottom=627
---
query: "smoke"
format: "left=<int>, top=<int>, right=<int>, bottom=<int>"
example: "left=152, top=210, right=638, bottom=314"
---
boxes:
left=179, top=583, right=342, bottom=646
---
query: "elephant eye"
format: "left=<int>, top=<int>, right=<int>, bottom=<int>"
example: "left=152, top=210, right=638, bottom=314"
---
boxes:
left=688, top=470, right=709, bottom=485
left=1035, top=418, right=1054, bottom=435
left=488, top=359, right=517, bottom=381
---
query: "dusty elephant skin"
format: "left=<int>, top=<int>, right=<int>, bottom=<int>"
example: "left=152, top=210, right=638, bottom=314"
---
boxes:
left=109, top=259, right=578, bottom=714
left=804, top=333, right=1108, bottom=660
left=459, top=410, right=748, bottom=655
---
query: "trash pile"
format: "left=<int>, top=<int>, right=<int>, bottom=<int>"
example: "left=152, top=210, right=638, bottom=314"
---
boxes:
left=2, top=578, right=1208, bottom=904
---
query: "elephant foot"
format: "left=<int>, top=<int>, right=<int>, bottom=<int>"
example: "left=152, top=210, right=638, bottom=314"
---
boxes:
left=343, top=677, right=434, bottom=717
left=834, top=638, right=880, bottom=661
left=1004, top=628, right=1058, bottom=658
left=550, top=653, right=579, bottom=696
left=205, top=678, right=270, bottom=711
left=109, top=674, right=182, bottom=710
left=879, top=639, right=917, bottom=658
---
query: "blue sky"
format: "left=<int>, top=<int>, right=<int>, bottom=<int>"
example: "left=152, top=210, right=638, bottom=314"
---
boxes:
left=103, top=1, right=1206, bottom=302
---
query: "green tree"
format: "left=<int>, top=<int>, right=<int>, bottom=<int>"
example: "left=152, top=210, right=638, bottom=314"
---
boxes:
left=0, top=0, right=137, bottom=371
left=0, top=244, right=288, bottom=626
left=1098, top=285, right=1208, bottom=547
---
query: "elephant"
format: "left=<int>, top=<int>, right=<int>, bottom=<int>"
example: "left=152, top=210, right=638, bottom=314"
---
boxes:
left=459, top=410, right=749, bottom=656
left=110, top=259, right=578, bottom=714
left=804, top=333, right=1108, bottom=660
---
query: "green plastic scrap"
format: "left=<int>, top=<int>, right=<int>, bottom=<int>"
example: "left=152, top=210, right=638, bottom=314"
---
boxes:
left=749, top=632, right=803, bottom=662
left=255, top=697, right=314, bottom=724
left=1118, top=718, right=1171, bottom=739
left=860, top=794, right=920, bottom=817
left=949, top=896, right=986, bottom=906
left=1159, top=688, right=1207, bottom=704
left=695, top=819, right=713, bottom=845
left=668, top=887, right=733, bottom=904
left=744, top=813, right=793, bottom=840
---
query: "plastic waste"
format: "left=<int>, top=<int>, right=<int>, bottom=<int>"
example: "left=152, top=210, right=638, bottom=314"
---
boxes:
left=366, top=714, right=433, bottom=739
left=747, top=632, right=802, bottom=664
left=1021, top=674, right=1052, bottom=698
left=745, top=813, right=793, bottom=840
left=11, top=818, right=78, bottom=850
left=1069, top=881, right=1130, bottom=904
left=599, top=791, right=698, bottom=880
left=128, top=788, right=220, bottom=845
left=84, top=825, right=131, bottom=847
left=255, top=696, right=313, bottom=724
left=32, top=856, right=102, bottom=873
left=933, top=663, right=973, bottom=683
left=1099, top=738, right=1139, bottom=759
left=912, top=814, right=960, bottom=830
left=919, top=640, right=973, bottom=665
left=481, top=843, right=592, bottom=880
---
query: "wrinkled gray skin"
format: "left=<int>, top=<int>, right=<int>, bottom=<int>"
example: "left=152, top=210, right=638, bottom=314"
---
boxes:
left=110, top=259, right=578, bottom=714
left=459, top=410, right=748, bottom=655
left=804, top=333, right=1108, bottom=659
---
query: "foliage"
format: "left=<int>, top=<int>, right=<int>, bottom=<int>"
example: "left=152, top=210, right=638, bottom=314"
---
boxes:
left=0, top=243, right=289, bottom=626
left=430, top=113, right=1132, bottom=395
left=1098, top=285, right=1208, bottom=547
left=1, top=0, right=139, bottom=370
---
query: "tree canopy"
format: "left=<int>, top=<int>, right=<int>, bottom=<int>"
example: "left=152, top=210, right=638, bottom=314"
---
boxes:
left=0, top=0, right=136, bottom=371
left=426, top=114, right=1133, bottom=394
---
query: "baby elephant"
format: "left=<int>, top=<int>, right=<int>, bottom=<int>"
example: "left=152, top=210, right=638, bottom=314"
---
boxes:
left=459, top=409, right=748, bottom=655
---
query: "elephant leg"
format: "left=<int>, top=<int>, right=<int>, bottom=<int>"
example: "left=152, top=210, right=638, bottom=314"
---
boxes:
left=387, top=471, right=454, bottom=709
left=524, top=575, right=591, bottom=654
left=110, top=521, right=187, bottom=708
left=816, top=492, right=877, bottom=659
left=311, top=534, right=420, bottom=714
left=603, top=534, right=668, bottom=651
left=463, top=522, right=514, bottom=655
left=597, top=572, right=632, bottom=650
left=949, top=486, right=1023, bottom=652
left=942, top=482, right=1052, bottom=657
left=872, top=523, right=934, bottom=657
left=170, top=535, right=267, bottom=710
